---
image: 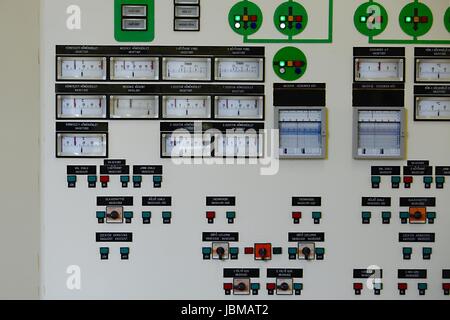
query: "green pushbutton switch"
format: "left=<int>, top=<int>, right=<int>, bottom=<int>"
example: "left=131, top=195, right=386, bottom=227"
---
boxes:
left=403, top=247, right=412, bottom=255
left=423, top=247, right=432, bottom=255
left=312, top=212, right=322, bottom=219
left=418, top=283, right=428, bottom=290
left=226, top=211, right=236, bottom=219
left=124, top=211, right=133, bottom=219
left=273, top=247, right=282, bottom=255
left=202, top=247, right=212, bottom=255
left=142, top=211, right=151, bottom=219
left=391, top=176, right=401, bottom=183
left=427, top=212, right=436, bottom=219
left=251, top=283, right=260, bottom=290
left=162, top=211, right=172, bottom=219
left=382, top=211, right=391, bottom=219
left=96, top=211, right=106, bottom=219
left=88, top=176, right=97, bottom=183
left=133, top=176, right=142, bottom=183
left=153, top=175, right=162, bottom=182
left=362, top=211, right=371, bottom=218
left=229, top=247, right=239, bottom=255
left=120, top=247, right=130, bottom=255
left=293, top=283, right=303, bottom=290
left=100, top=247, right=109, bottom=255
left=400, top=212, right=409, bottom=218
left=120, top=176, right=130, bottom=183
left=371, top=176, right=381, bottom=183
left=315, top=247, right=325, bottom=255
left=423, top=176, right=433, bottom=184
left=436, top=176, right=445, bottom=184
left=67, top=176, right=77, bottom=183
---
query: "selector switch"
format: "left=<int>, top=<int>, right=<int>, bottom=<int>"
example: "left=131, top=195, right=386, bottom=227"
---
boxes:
left=233, top=278, right=250, bottom=295
left=298, top=243, right=315, bottom=260
left=276, top=278, right=293, bottom=295
left=106, top=206, right=124, bottom=224
left=212, top=242, right=229, bottom=260
left=409, top=207, right=427, bottom=224
left=254, top=243, right=272, bottom=261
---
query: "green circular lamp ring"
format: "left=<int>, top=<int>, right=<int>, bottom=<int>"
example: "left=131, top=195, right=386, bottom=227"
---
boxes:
left=399, top=2, right=433, bottom=37
left=274, top=1, right=308, bottom=37
left=354, top=2, right=388, bottom=37
left=273, top=47, right=307, bottom=81
left=444, top=7, right=450, bottom=33
left=228, top=1, right=263, bottom=36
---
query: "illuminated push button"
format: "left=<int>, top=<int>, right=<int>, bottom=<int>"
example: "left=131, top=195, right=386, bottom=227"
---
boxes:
left=371, top=176, right=381, bottom=188
left=99, top=247, right=109, bottom=260
left=206, top=211, right=216, bottom=224
left=362, top=211, right=371, bottom=224
left=436, top=176, right=445, bottom=189
left=96, top=211, right=106, bottom=224
left=353, top=282, right=363, bottom=295
left=292, top=211, right=302, bottom=224
left=266, top=283, right=276, bottom=295
left=422, top=247, right=432, bottom=260
left=202, top=247, right=212, bottom=260
left=251, top=283, right=260, bottom=295
left=120, top=175, right=130, bottom=188
left=100, top=175, right=110, bottom=188
left=427, top=212, right=436, bottom=224
left=244, top=247, right=254, bottom=255
left=418, top=283, right=428, bottom=295
left=120, top=247, right=130, bottom=260
left=400, top=211, right=410, bottom=224
left=373, top=282, right=383, bottom=295
left=315, top=247, right=325, bottom=260
left=223, top=283, right=233, bottom=295
left=403, top=247, right=412, bottom=260
left=443, top=283, right=450, bottom=295
left=229, top=247, right=239, bottom=260
left=293, top=283, right=303, bottom=295
left=122, top=19, right=147, bottom=31
left=423, top=176, right=433, bottom=189
left=142, top=211, right=151, bottom=224
left=272, top=247, right=283, bottom=255
left=124, top=211, right=133, bottom=224
left=398, top=283, right=408, bottom=295
left=403, top=176, right=413, bottom=188
left=381, top=211, right=391, bottom=224
left=288, top=247, right=297, bottom=260
left=133, top=175, right=142, bottom=188
left=226, top=211, right=236, bottom=224
left=312, top=211, right=322, bottom=224
left=87, top=175, right=97, bottom=188
left=391, top=176, right=401, bottom=188
left=153, top=175, right=162, bottom=188
left=162, top=211, right=172, bottom=224
left=67, top=175, right=77, bottom=188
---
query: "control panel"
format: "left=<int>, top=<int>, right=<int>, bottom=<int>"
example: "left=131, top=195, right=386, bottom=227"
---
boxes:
left=40, top=0, right=450, bottom=299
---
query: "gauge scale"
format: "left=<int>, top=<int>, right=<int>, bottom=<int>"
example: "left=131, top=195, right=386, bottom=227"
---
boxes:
left=110, top=57, right=159, bottom=80
left=355, top=58, right=404, bottom=82
left=57, top=57, right=107, bottom=80
left=57, top=133, right=107, bottom=157
left=162, top=57, right=211, bottom=81
left=415, top=97, right=450, bottom=120
left=215, top=58, right=264, bottom=81
left=110, top=96, right=159, bottom=119
left=215, top=96, right=263, bottom=119
left=57, top=95, right=107, bottom=119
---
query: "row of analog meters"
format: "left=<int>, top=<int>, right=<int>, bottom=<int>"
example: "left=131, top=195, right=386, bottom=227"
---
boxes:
left=56, top=95, right=264, bottom=120
left=354, top=58, right=450, bottom=83
left=56, top=56, right=264, bottom=82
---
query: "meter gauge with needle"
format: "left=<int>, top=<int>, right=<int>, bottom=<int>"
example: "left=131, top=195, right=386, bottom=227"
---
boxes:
left=214, top=96, right=264, bottom=120
left=162, top=57, right=211, bottom=81
left=56, top=95, right=107, bottom=119
left=415, top=97, right=450, bottom=121
left=56, top=133, right=107, bottom=158
left=215, top=133, right=262, bottom=158
left=214, top=58, right=264, bottom=81
left=57, top=57, right=107, bottom=80
left=110, top=57, right=159, bottom=80
left=162, top=96, right=211, bottom=119
left=416, top=59, right=450, bottom=83
left=354, top=58, right=404, bottom=82
left=110, top=96, right=159, bottom=119
left=161, top=133, right=211, bottom=158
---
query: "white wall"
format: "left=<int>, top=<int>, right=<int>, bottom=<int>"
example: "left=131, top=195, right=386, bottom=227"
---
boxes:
left=0, top=0, right=40, bottom=299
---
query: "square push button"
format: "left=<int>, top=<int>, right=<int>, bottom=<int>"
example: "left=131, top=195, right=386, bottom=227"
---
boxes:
left=122, top=19, right=147, bottom=31
left=122, top=5, right=147, bottom=16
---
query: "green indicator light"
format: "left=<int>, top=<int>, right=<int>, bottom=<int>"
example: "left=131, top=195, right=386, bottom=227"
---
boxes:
left=235, top=15, right=241, bottom=21
left=405, top=16, right=412, bottom=23
left=360, top=16, right=367, bottom=23
left=280, top=15, right=286, bottom=22
left=279, top=61, right=286, bottom=67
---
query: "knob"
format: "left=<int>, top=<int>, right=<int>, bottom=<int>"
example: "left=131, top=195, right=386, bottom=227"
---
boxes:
left=414, top=211, right=422, bottom=219
left=216, top=247, right=225, bottom=258
left=258, top=248, right=267, bottom=257
left=278, top=282, right=289, bottom=291
left=110, top=211, right=120, bottom=220
left=234, top=282, right=246, bottom=291
left=302, top=247, right=311, bottom=260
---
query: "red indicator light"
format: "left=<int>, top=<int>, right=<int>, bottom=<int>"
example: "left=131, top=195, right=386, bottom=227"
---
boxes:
left=223, top=283, right=233, bottom=290
left=292, top=212, right=302, bottom=219
left=244, top=247, right=254, bottom=254
left=398, top=283, right=408, bottom=290
left=353, top=283, right=363, bottom=290
left=266, top=283, right=276, bottom=290
left=100, top=176, right=110, bottom=183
